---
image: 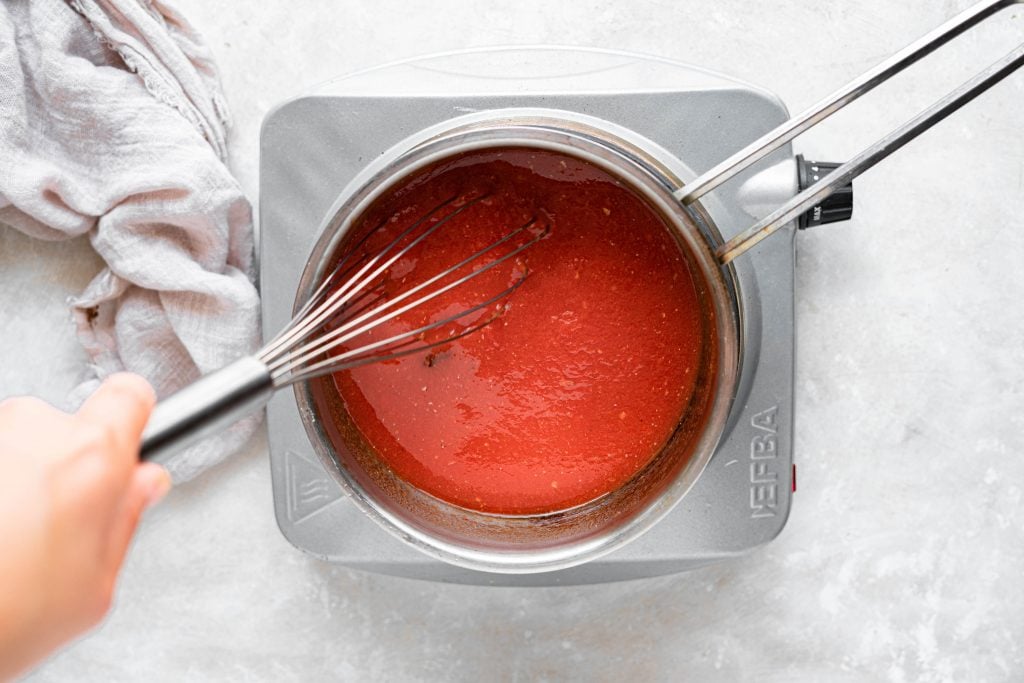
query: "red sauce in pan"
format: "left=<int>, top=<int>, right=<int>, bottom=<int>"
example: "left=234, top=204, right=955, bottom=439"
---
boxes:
left=327, top=147, right=710, bottom=515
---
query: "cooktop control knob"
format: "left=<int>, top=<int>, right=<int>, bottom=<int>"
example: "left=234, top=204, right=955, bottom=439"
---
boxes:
left=796, top=154, right=854, bottom=229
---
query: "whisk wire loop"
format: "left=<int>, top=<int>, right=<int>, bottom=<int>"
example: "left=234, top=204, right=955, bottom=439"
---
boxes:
left=268, top=216, right=542, bottom=380
left=282, top=272, right=530, bottom=385
left=263, top=193, right=548, bottom=387
left=261, top=193, right=478, bottom=364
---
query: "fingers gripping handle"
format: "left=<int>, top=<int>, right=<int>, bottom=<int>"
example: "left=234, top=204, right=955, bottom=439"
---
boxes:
left=140, top=356, right=275, bottom=465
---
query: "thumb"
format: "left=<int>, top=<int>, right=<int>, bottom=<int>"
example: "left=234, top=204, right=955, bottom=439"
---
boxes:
left=107, top=464, right=171, bottom=572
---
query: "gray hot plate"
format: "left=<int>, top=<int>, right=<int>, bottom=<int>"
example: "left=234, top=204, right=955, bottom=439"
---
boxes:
left=260, top=48, right=797, bottom=585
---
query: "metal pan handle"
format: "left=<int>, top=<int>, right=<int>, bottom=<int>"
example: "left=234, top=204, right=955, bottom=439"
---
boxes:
left=675, top=0, right=1024, bottom=265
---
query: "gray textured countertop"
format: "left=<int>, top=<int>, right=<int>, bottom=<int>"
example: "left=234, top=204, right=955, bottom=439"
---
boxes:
left=4, top=1, right=1023, bottom=680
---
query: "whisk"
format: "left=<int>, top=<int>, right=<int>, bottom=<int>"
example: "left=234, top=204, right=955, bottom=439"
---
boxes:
left=140, top=193, right=548, bottom=463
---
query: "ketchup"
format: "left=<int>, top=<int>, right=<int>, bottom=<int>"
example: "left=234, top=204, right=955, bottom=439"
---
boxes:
left=328, top=147, right=708, bottom=515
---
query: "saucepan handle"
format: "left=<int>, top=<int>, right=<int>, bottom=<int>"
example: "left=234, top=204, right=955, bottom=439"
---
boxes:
left=139, top=356, right=275, bottom=465
left=675, top=0, right=1024, bottom=264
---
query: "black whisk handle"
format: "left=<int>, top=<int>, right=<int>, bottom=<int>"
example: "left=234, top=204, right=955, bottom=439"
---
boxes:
left=140, top=356, right=275, bottom=465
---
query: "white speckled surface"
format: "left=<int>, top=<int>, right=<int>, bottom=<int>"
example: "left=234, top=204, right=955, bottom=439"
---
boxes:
left=4, top=1, right=1024, bottom=680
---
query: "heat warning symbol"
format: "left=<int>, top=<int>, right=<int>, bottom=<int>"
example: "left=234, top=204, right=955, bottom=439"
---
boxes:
left=284, top=449, right=342, bottom=524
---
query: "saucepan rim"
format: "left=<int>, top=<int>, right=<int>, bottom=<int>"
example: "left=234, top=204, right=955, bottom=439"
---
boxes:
left=292, top=111, right=741, bottom=573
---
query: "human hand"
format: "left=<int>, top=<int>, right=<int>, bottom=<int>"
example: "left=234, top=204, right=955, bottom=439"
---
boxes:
left=0, top=374, right=170, bottom=681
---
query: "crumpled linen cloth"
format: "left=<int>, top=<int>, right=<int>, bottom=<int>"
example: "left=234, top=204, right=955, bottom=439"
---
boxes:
left=0, top=0, right=261, bottom=481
